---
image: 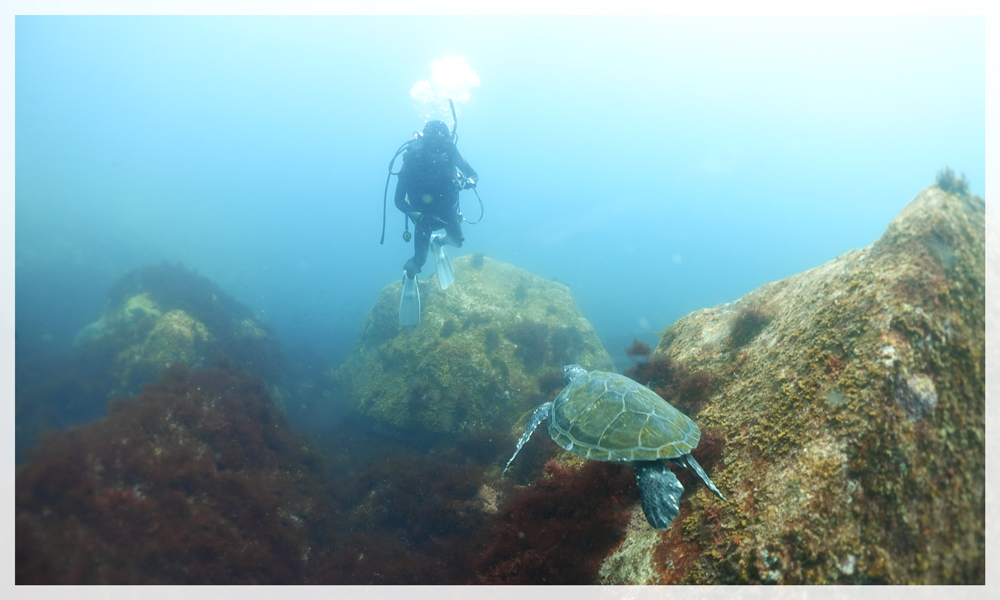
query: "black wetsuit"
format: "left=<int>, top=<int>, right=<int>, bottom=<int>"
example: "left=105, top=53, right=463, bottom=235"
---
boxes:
left=394, top=135, right=478, bottom=279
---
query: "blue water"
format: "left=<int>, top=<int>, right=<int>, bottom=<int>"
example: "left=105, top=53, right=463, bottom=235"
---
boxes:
left=15, top=15, right=985, bottom=369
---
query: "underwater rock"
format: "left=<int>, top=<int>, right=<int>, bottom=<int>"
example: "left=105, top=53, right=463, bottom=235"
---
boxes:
left=598, top=184, right=985, bottom=584
left=330, top=254, right=614, bottom=446
left=73, top=263, right=284, bottom=396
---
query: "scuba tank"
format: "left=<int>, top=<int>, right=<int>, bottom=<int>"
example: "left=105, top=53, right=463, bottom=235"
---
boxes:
left=380, top=99, right=483, bottom=244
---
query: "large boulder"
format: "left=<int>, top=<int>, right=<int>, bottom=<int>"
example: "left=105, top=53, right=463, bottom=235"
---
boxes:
left=599, top=185, right=985, bottom=584
left=331, top=254, right=614, bottom=441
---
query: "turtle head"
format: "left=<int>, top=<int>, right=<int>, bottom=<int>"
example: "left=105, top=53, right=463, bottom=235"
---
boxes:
left=563, top=364, right=588, bottom=385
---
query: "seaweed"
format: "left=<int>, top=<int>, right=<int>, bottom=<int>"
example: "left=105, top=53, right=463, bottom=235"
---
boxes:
left=473, top=460, right=637, bottom=584
left=625, top=354, right=683, bottom=391
left=336, top=449, right=489, bottom=583
left=440, top=318, right=459, bottom=338
left=461, top=312, right=490, bottom=330
left=550, top=326, right=586, bottom=367
left=16, top=361, right=332, bottom=584
left=727, top=301, right=771, bottom=348
left=489, top=355, right=510, bottom=381
left=16, top=362, right=508, bottom=585
left=504, top=320, right=550, bottom=371
left=625, top=338, right=652, bottom=362
left=936, top=166, right=969, bottom=196
left=483, top=328, right=501, bottom=353
left=676, top=370, right=716, bottom=415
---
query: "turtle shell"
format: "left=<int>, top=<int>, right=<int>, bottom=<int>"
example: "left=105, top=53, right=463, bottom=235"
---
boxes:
left=549, top=370, right=700, bottom=462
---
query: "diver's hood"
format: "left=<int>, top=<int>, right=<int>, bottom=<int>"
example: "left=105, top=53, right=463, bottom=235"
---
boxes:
left=422, top=120, right=451, bottom=138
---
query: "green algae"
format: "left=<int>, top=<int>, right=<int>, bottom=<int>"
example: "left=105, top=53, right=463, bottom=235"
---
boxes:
left=123, top=293, right=162, bottom=322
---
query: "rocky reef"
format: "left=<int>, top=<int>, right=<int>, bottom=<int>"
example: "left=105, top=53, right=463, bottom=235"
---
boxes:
left=15, top=358, right=530, bottom=585
left=330, top=254, right=614, bottom=445
left=597, top=185, right=985, bottom=584
left=16, top=262, right=286, bottom=464
left=16, top=362, right=333, bottom=584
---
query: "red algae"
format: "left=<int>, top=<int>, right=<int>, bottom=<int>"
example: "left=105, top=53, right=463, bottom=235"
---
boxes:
left=652, top=506, right=700, bottom=584
left=473, top=460, right=637, bottom=584
left=16, top=361, right=331, bottom=584
left=624, top=338, right=652, bottom=361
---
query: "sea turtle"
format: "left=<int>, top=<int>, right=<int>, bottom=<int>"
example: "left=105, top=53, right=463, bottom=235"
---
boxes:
left=503, top=364, right=727, bottom=530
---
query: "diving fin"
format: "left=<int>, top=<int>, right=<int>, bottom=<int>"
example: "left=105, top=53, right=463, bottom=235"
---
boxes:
left=431, top=236, right=455, bottom=290
left=399, top=273, right=421, bottom=326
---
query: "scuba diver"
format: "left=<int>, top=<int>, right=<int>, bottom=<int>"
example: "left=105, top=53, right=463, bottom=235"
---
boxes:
left=388, top=115, right=478, bottom=327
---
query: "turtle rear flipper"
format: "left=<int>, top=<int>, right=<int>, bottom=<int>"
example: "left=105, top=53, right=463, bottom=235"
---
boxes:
left=634, top=460, right=684, bottom=530
left=503, top=401, right=553, bottom=475
left=680, top=454, right=727, bottom=502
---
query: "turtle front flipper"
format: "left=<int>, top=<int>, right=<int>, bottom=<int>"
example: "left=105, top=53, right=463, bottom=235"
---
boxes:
left=502, top=402, right=553, bottom=475
left=633, top=460, right=684, bottom=530
left=680, top=453, right=727, bottom=502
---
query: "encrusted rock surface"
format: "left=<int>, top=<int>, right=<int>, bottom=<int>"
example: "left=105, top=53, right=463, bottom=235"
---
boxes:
left=598, top=185, right=985, bottom=584
left=330, top=254, right=614, bottom=440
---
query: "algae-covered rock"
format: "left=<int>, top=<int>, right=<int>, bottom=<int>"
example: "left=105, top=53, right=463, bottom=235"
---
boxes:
left=101, top=303, right=216, bottom=397
left=599, top=185, right=985, bottom=584
left=74, top=293, right=215, bottom=396
left=74, top=263, right=284, bottom=396
left=331, top=254, right=614, bottom=441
